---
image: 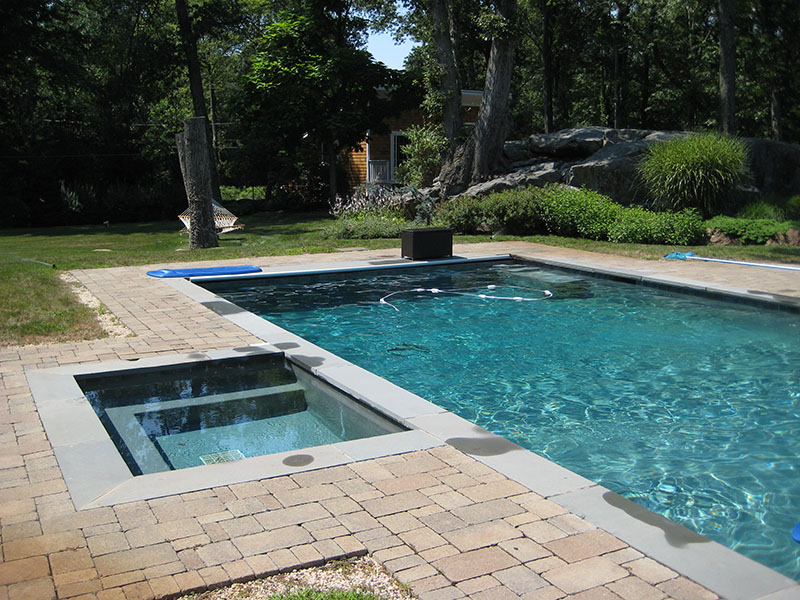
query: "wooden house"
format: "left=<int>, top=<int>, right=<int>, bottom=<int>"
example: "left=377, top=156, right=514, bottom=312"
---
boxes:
left=343, top=90, right=483, bottom=190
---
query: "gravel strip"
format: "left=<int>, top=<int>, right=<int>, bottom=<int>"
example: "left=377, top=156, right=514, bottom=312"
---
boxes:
left=60, top=271, right=133, bottom=338
left=179, top=557, right=414, bottom=600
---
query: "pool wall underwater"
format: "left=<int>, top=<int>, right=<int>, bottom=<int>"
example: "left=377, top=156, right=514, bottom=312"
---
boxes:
left=162, top=253, right=800, bottom=600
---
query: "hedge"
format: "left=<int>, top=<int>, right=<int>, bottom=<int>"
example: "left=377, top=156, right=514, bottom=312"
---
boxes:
left=436, top=184, right=707, bottom=245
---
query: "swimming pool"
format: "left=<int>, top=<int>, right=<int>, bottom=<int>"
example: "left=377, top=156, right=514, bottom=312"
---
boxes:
left=202, top=258, right=800, bottom=579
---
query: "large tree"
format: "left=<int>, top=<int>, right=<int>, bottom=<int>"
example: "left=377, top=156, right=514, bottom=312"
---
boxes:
left=717, top=0, right=736, bottom=134
left=436, top=0, right=518, bottom=195
left=247, top=0, right=400, bottom=204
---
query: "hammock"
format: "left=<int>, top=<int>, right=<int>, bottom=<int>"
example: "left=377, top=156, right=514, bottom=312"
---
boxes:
left=179, top=200, right=244, bottom=234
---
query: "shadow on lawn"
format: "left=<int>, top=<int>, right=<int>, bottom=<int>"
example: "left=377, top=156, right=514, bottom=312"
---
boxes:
left=0, top=211, right=333, bottom=238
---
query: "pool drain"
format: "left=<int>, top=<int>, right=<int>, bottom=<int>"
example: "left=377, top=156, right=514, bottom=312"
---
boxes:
left=200, top=449, right=245, bottom=464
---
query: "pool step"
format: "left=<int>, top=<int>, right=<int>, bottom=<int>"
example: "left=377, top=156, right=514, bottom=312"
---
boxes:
left=104, top=382, right=309, bottom=475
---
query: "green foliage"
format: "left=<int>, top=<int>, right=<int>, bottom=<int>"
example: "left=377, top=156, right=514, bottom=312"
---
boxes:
left=608, top=208, right=706, bottom=245
left=788, top=196, right=800, bottom=220
left=735, top=195, right=800, bottom=221
left=536, top=186, right=622, bottom=240
left=393, top=125, right=447, bottom=188
left=220, top=186, right=267, bottom=201
left=735, top=199, right=786, bottom=221
left=245, top=6, right=401, bottom=202
left=321, top=214, right=407, bottom=239
left=705, top=216, right=800, bottom=245
left=437, top=184, right=706, bottom=245
left=638, top=133, right=749, bottom=217
left=434, top=195, right=491, bottom=234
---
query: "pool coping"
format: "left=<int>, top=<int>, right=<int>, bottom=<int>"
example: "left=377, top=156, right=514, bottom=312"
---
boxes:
left=161, top=252, right=800, bottom=600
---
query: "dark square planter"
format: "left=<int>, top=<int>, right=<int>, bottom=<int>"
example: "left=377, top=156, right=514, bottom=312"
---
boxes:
left=401, top=228, right=453, bottom=260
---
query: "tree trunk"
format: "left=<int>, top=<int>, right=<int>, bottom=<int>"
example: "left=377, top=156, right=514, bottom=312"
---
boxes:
left=718, top=0, right=736, bottom=134
left=613, top=3, right=630, bottom=130
left=326, top=142, right=338, bottom=207
left=770, top=89, right=783, bottom=141
left=439, top=0, right=516, bottom=195
left=541, top=0, right=554, bottom=133
left=176, top=117, right=219, bottom=249
left=175, top=0, right=206, bottom=118
left=175, top=0, right=222, bottom=202
left=471, top=28, right=515, bottom=181
left=430, top=0, right=462, bottom=152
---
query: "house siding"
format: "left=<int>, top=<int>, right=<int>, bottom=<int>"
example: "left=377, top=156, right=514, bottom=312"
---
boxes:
left=343, top=102, right=480, bottom=191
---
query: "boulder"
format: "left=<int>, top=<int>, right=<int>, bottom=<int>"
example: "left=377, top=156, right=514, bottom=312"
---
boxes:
left=461, top=162, right=563, bottom=197
left=766, top=233, right=786, bottom=246
left=642, top=131, right=686, bottom=144
left=503, top=140, right=531, bottom=163
left=565, top=140, right=651, bottom=204
left=708, top=229, right=742, bottom=246
left=766, top=228, right=800, bottom=246
left=527, top=127, right=610, bottom=158
left=743, top=138, right=800, bottom=197
left=602, top=129, right=654, bottom=145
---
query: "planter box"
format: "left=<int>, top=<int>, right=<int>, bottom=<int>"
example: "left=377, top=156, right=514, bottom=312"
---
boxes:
left=401, top=228, right=453, bottom=260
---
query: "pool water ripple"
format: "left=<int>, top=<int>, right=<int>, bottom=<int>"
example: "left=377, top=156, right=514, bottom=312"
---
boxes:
left=204, top=260, right=800, bottom=579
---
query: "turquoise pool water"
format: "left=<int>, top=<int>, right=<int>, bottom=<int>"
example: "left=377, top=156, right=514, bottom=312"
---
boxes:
left=203, top=259, right=800, bottom=579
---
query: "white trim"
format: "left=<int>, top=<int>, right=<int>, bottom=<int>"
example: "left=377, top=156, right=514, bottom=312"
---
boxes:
left=365, top=129, right=371, bottom=171
left=390, top=130, right=409, bottom=181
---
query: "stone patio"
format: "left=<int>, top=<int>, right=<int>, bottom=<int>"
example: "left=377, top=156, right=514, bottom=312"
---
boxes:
left=2, top=241, right=798, bottom=600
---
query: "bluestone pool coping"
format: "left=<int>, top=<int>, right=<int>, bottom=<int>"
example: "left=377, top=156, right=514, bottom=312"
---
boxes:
left=159, top=252, right=800, bottom=600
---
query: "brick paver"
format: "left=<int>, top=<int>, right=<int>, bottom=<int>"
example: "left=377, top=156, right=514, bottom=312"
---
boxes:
left=1, top=242, right=778, bottom=599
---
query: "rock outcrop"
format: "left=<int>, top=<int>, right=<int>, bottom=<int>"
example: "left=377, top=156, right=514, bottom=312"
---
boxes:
left=449, top=127, right=800, bottom=204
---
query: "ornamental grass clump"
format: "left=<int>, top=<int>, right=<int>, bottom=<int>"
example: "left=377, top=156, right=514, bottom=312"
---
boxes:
left=638, top=132, right=749, bottom=217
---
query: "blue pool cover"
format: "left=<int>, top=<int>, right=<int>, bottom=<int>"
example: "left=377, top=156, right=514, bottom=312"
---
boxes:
left=147, top=265, right=262, bottom=278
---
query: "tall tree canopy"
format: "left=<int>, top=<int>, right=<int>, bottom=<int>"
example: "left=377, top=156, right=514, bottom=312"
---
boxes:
left=244, top=0, right=403, bottom=203
left=2, top=0, right=799, bottom=226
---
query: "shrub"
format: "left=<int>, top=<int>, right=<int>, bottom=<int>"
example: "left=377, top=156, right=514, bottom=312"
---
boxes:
left=393, top=125, right=447, bottom=188
left=437, top=183, right=706, bottom=245
left=220, top=185, right=266, bottom=201
left=483, top=189, right=544, bottom=234
left=609, top=207, right=706, bottom=245
left=405, top=187, right=439, bottom=225
left=787, top=195, right=800, bottom=220
left=320, top=214, right=406, bottom=239
left=638, top=132, right=749, bottom=217
left=705, top=216, right=798, bottom=245
left=435, top=195, right=492, bottom=234
left=735, top=199, right=786, bottom=221
left=537, top=185, right=622, bottom=240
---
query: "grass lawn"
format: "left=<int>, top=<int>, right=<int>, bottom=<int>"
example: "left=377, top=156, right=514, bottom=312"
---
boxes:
left=2, top=210, right=799, bottom=347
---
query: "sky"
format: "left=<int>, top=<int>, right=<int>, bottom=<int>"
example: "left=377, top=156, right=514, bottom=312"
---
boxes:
left=366, top=31, right=418, bottom=70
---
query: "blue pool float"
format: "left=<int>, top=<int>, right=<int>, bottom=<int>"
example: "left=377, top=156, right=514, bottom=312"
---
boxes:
left=793, top=522, right=800, bottom=544
left=147, top=265, right=262, bottom=278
